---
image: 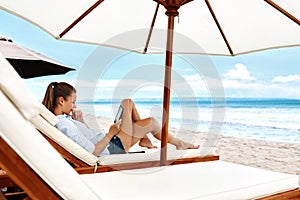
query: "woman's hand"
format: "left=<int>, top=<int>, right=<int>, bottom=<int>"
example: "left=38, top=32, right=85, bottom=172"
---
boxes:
left=72, top=110, right=85, bottom=123
left=93, top=120, right=122, bottom=156
left=107, top=120, right=122, bottom=138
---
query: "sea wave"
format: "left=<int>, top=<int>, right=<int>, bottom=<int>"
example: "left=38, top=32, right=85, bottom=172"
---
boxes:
left=77, top=98, right=300, bottom=143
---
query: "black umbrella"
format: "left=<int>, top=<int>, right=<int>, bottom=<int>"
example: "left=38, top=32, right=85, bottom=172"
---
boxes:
left=0, top=37, right=75, bottom=78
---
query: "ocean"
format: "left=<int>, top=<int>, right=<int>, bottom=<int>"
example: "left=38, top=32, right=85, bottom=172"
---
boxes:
left=77, top=98, right=300, bottom=144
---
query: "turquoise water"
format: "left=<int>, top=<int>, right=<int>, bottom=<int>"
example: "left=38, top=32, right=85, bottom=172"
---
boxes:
left=77, top=98, right=300, bottom=143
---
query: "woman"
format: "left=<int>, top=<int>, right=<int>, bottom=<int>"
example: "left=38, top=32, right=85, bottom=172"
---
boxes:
left=42, top=82, right=199, bottom=156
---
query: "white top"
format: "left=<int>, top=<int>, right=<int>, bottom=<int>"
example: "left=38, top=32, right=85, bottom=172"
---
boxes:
left=56, top=115, right=110, bottom=156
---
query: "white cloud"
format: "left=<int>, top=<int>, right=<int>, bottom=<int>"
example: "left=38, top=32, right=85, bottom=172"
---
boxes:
left=222, top=79, right=300, bottom=98
left=223, top=63, right=255, bottom=81
left=271, top=74, right=300, bottom=83
left=223, top=79, right=263, bottom=89
left=220, top=64, right=300, bottom=98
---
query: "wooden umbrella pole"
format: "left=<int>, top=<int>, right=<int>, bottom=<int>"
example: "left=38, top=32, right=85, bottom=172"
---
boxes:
left=160, top=6, right=179, bottom=166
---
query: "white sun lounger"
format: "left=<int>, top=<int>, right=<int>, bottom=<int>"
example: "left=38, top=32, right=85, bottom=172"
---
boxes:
left=0, top=51, right=218, bottom=173
left=0, top=53, right=299, bottom=199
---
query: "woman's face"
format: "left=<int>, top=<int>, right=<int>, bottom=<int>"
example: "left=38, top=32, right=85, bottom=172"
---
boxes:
left=62, top=92, right=77, bottom=115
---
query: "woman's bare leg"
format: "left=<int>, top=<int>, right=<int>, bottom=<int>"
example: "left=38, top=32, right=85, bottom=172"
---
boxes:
left=117, top=99, right=156, bottom=151
left=122, top=99, right=156, bottom=149
left=116, top=99, right=135, bottom=152
left=117, top=99, right=198, bottom=152
left=131, top=117, right=199, bottom=150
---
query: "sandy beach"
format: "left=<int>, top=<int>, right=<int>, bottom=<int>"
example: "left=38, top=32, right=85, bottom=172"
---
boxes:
left=216, top=136, right=300, bottom=175
left=85, top=114, right=300, bottom=175
left=168, top=127, right=300, bottom=175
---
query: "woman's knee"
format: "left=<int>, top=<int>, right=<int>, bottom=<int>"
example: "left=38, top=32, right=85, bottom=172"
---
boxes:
left=121, top=99, right=134, bottom=106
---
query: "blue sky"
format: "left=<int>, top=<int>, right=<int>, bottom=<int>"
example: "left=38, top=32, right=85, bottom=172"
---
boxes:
left=1, top=9, right=300, bottom=101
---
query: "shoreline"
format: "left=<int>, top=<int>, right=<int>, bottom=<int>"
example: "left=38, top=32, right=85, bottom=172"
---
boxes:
left=85, top=114, right=300, bottom=175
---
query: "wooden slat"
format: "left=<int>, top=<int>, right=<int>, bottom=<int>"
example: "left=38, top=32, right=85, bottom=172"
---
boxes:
left=4, top=191, right=28, bottom=200
left=0, top=174, right=28, bottom=200
left=0, top=137, right=61, bottom=200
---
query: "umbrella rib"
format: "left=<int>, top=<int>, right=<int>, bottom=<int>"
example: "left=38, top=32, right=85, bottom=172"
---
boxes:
left=205, top=0, right=234, bottom=55
left=58, top=0, right=105, bottom=38
left=143, top=3, right=160, bottom=54
left=180, top=0, right=194, bottom=6
left=264, top=0, right=300, bottom=26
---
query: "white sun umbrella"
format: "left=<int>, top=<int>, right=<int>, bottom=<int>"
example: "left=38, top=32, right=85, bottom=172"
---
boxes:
left=0, top=0, right=299, bottom=55
left=1, top=0, right=299, bottom=164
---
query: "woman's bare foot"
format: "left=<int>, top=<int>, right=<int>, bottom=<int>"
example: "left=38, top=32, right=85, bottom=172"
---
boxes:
left=175, top=140, right=199, bottom=150
left=139, top=137, right=157, bottom=149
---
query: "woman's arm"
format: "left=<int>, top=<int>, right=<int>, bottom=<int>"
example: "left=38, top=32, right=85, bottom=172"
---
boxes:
left=92, top=120, right=121, bottom=156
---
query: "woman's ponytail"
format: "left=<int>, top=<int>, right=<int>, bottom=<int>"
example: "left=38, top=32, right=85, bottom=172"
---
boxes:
left=42, top=82, right=57, bottom=113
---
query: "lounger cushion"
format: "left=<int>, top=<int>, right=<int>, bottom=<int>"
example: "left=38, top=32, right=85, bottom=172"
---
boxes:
left=80, top=160, right=299, bottom=200
left=39, top=105, right=58, bottom=126
left=31, top=115, right=99, bottom=166
left=0, top=53, right=42, bottom=120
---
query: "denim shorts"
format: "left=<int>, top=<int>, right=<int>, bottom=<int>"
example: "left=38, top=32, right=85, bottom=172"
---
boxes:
left=108, top=136, right=126, bottom=154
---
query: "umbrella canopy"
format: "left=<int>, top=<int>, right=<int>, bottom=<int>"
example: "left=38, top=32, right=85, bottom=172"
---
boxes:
left=0, top=0, right=299, bottom=55
left=1, top=0, right=299, bottom=164
left=0, top=37, right=75, bottom=78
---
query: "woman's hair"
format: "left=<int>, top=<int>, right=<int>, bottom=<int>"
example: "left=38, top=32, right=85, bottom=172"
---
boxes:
left=42, top=82, right=76, bottom=113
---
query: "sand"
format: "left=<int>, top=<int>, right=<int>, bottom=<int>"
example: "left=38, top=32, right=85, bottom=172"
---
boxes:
left=167, top=127, right=300, bottom=175
left=84, top=114, right=300, bottom=175
left=216, top=136, right=300, bottom=175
